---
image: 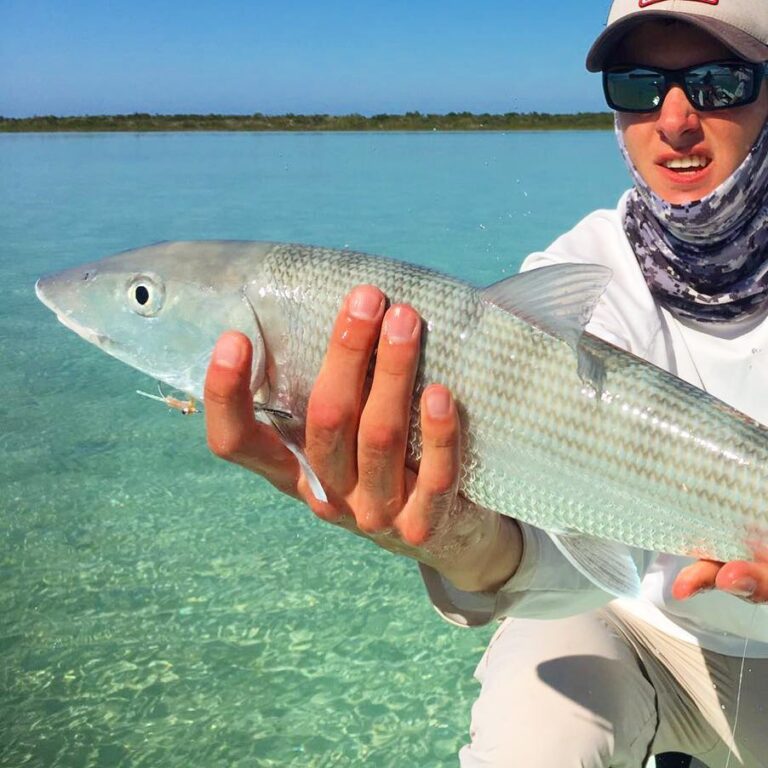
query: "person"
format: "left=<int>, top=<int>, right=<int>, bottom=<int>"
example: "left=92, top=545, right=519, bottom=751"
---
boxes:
left=203, top=1, right=768, bottom=765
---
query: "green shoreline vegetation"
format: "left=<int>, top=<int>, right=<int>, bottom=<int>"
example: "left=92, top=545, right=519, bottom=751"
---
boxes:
left=0, top=111, right=613, bottom=132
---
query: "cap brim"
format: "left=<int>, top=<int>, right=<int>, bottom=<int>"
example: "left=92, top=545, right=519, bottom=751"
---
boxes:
left=586, top=12, right=768, bottom=72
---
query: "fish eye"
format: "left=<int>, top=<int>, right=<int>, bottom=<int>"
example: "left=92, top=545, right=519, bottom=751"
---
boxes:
left=127, top=274, right=165, bottom=317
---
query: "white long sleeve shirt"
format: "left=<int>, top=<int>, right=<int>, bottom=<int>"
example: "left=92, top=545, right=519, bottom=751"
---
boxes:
left=421, top=191, right=768, bottom=657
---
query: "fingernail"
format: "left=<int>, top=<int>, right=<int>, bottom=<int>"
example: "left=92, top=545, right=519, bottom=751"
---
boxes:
left=426, top=387, right=451, bottom=418
left=383, top=305, right=418, bottom=343
left=213, top=333, right=245, bottom=369
left=729, top=577, right=757, bottom=597
left=349, top=287, right=383, bottom=320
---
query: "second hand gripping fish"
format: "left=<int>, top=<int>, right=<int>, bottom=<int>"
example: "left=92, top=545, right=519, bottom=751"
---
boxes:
left=35, top=241, right=768, bottom=597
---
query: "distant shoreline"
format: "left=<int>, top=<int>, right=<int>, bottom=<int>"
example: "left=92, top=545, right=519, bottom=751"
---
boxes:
left=0, top=112, right=614, bottom=133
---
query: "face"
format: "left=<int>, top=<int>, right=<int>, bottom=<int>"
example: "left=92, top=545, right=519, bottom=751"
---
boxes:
left=612, top=21, right=768, bottom=204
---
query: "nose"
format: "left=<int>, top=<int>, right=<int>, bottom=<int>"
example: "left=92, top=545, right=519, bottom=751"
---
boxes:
left=655, top=85, right=702, bottom=146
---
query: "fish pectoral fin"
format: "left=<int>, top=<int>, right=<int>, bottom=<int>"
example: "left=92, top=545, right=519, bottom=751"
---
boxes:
left=285, top=443, right=328, bottom=504
left=255, top=410, right=328, bottom=504
left=547, top=530, right=642, bottom=598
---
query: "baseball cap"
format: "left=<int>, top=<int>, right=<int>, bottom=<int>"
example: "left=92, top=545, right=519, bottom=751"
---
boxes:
left=586, top=0, right=768, bottom=72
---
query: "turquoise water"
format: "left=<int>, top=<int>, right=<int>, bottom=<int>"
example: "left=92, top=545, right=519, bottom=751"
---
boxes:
left=0, top=131, right=630, bottom=767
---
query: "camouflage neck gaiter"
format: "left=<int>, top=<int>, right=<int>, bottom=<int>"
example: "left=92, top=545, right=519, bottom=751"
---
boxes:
left=620, top=118, right=768, bottom=323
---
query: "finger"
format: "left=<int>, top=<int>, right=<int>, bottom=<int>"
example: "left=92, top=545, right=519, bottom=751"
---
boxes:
left=746, top=541, right=768, bottom=564
left=715, top=561, right=768, bottom=603
left=671, top=559, right=722, bottom=600
left=306, top=285, right=385, bottom=495
left=395, top=385, right=460, bottom=547
left=204, top=332, right=299, bottom=496
left=355, top=304, right=421, bottom=532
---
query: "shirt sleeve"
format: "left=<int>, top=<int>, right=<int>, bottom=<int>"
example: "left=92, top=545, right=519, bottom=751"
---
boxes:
left=420, top=525, right=651, bottom=627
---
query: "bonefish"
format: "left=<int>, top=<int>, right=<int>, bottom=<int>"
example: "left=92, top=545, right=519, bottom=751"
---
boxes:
left=35, top=240, right=768, bottom=596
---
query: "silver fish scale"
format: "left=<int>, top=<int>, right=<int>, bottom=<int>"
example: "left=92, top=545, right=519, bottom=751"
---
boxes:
left=263, top=245, right=768, bottom=562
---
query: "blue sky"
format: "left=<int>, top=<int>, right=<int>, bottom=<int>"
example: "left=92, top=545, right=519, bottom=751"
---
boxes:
left=1, top=1, right=613, bottom=117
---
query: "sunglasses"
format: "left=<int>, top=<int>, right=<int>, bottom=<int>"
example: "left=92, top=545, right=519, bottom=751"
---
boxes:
left=603, top=60, right=767, bottom=113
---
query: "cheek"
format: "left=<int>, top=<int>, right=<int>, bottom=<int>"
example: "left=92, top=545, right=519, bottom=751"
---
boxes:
left=709, top=117, right=766, bottom=177
left=618, top=118, right=654, bottom=170
left=740, top=96, right=768, bottom=156
left=713, top=91, right=768, bottom=167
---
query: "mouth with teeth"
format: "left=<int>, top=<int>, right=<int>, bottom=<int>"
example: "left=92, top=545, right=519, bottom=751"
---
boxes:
left=663, top=155, right=711, bottom=173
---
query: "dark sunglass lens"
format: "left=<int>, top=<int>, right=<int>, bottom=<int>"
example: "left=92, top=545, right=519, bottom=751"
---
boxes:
left=686, top=63, right=755, bottom=109
left=606, top=68, right=666, bottom=111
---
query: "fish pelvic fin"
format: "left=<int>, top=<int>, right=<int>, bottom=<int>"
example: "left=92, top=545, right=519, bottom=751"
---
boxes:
left=547, top=530, right=642, bottom=599
left=482, top=263, right=612, bottom=393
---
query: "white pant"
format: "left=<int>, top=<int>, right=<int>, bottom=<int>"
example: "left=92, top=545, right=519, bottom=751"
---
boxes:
left=460, top=606, right=767, bottom=767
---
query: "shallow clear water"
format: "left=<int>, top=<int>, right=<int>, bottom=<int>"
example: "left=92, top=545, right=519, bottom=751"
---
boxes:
left=0, top=131, right=629, bottom=767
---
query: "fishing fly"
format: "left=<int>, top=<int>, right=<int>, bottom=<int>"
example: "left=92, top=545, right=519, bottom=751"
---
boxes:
left=136, top=385, right=200, bottom=415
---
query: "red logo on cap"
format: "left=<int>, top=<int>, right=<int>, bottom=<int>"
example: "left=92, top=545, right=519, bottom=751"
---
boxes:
left=639, top=0, right=718, bottom=6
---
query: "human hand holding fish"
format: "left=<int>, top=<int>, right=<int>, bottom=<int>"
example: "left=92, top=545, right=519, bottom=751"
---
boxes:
left=203, top=286, right=523, bottom=594
left=673, top=551, right=768, bottom=603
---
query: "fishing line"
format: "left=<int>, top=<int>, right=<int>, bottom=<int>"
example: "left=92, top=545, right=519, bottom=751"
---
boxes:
left=723, top=603, right=757, bottom=768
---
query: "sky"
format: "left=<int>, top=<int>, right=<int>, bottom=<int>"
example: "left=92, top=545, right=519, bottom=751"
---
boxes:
left=0, top=0, right=614, bottom=117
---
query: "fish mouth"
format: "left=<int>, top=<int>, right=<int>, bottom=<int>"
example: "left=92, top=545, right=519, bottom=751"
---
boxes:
left=35, top=278, right=110, bottom=349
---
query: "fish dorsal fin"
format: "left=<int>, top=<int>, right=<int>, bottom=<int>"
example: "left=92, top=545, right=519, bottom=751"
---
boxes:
left=547, top=530, right=642, bottom=599
left=482, top=263, right=612, bottom=347
left=482, top=263, right=612, bottom=391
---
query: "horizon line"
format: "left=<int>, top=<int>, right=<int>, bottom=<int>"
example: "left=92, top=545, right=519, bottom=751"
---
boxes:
left=1, top=109, right=613, bottom=120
